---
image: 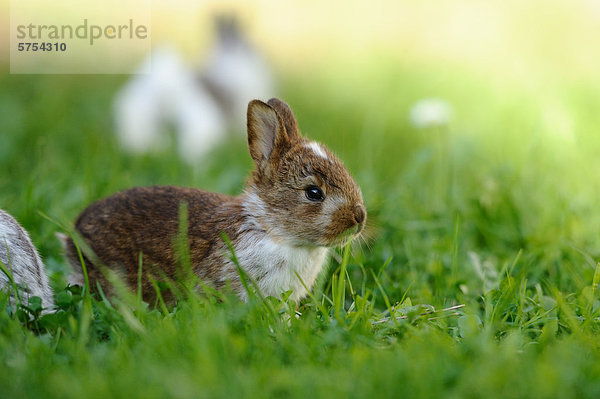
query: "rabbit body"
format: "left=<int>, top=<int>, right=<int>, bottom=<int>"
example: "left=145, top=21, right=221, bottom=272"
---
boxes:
left=66, top=99, right=365, bottom=302
left=66, top=186, right=327, bottom=302
left=0, top=209, right=54, bottom=310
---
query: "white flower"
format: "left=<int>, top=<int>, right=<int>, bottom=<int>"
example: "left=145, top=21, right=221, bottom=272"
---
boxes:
left=409, top=98, right=453, bottom=129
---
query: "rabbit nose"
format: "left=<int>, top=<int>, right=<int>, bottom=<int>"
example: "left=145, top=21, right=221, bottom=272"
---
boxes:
left=353, top=204, right=366, bottom=225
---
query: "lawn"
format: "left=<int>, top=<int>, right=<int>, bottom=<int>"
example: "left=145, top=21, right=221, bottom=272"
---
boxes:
left=3, top=2, right=600, bottom=397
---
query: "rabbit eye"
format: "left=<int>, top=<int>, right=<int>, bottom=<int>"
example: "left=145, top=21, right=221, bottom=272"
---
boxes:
left=305, top=185, right=325, bottom=202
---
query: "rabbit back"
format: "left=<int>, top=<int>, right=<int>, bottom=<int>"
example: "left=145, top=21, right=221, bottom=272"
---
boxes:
left=65, top=186, right=241, bottom=300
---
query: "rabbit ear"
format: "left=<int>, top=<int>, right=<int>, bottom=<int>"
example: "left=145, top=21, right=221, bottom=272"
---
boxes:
left=267, top=98, right=302, bottom=142
left=247, top=100, right=291, bottom=170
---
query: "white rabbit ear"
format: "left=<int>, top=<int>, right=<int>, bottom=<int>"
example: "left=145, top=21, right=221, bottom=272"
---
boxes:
left=247, top=100, right=290, bottom=169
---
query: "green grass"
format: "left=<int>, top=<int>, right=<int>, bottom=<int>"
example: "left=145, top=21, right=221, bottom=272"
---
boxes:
left=2, top=54, right=600, bottom=398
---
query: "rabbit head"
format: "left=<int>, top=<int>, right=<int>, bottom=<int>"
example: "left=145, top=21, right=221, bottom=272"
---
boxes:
left=244, top=98, right=366, bottom=248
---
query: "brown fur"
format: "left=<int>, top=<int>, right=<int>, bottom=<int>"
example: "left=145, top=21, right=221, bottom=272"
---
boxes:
left=64, top=98, right=366, bottom=303
left=65, top=187, right=245, bottom=300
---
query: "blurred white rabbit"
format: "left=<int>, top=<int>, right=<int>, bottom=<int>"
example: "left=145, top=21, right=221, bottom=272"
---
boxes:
left=113, top=15, right=275, bottom=164
left=114, top=47, right=226, bottom=164
left=0, top=209, right=54, bottom=311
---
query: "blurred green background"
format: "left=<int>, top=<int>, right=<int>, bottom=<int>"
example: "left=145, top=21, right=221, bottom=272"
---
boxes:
left=2, top=0, right=600, bottom=293
left=3, top=0, right=600, bottom=397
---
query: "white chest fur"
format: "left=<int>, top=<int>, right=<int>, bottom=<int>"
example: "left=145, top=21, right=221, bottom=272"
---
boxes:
left=232, top=232, right=329, bottom=302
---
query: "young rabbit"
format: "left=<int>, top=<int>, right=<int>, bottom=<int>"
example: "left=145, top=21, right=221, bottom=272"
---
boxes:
left=0, top=209, right=54, bottom=310
left=64, top=98, right=366, bottom=302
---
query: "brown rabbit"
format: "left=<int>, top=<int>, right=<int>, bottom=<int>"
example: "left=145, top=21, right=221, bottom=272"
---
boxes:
left=63, top=98, right=366, bottom=302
